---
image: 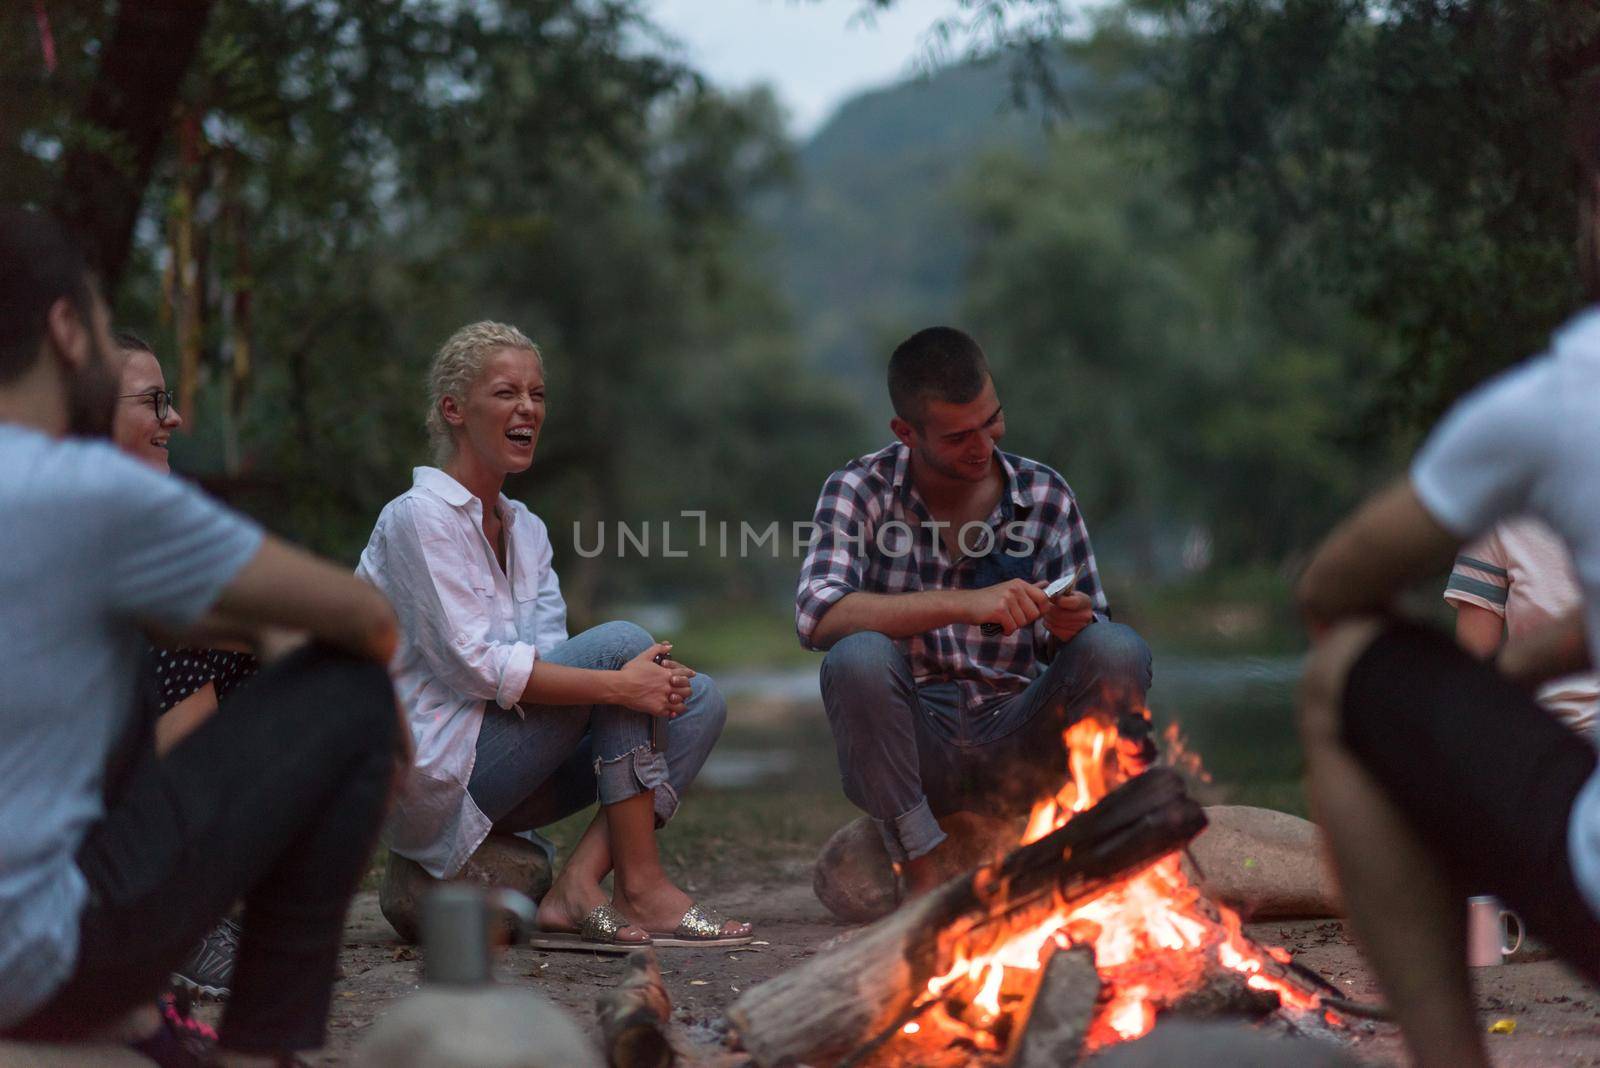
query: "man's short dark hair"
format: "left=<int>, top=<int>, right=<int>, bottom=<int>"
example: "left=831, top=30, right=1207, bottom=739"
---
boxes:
left=0, top=208, right=94, bottom=386
left=888, top=326, right=991, bottom=424
left=113, top=330, right=153, bottom=355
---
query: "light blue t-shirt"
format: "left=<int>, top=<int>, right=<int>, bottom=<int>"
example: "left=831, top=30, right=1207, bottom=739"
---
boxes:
left=0, top=425, right=263, bottom=1026
left=1411, top=307, right=1600, bottom=918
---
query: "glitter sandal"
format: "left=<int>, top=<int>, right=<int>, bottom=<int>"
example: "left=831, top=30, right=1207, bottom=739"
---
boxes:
left=525, top=903, right=648, bottom=954
left=647, top=903, right=754, bottom=947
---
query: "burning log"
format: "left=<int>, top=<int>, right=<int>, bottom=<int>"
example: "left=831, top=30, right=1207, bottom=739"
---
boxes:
left=726, top=769, right=1206, bottom=1068
left=597, top=949, right=674, bottom=1068
left=1164, top=967, right=1282, bottom=1021
left=1008, top=946, right=1101, bottom=1068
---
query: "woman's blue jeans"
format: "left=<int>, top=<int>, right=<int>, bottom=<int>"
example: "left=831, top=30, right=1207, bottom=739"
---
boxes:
left=467, top=621, right=727, bottom=832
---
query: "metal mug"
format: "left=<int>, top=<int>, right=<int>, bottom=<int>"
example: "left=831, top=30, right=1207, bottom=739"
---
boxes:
left=1466, top=894, right=1524, bottom=967
left=421, top=884, right=538, bottom=985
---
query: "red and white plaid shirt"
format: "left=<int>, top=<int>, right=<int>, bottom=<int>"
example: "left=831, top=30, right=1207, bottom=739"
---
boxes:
left=796, top=442, right=1107, bottom=710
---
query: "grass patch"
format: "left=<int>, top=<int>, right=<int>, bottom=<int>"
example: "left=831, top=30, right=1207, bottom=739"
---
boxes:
left=669, top=601, right=816, bottom=675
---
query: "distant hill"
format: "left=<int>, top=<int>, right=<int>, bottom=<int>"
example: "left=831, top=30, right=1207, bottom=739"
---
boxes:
left=767, top=57, right=1086, bottom=418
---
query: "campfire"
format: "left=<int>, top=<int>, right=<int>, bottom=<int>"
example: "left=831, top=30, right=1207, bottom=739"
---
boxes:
left=913, top=712, right=1322, bottom=1057
left=724, top=707, right=1345, bottom=1067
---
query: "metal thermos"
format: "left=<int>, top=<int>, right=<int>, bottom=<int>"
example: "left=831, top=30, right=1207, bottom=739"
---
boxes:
left=421, top=884, right=537, bottom=985
left=354, top=884, right=600, bottom=1067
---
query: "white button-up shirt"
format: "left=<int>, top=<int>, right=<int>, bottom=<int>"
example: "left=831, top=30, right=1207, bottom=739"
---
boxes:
left=357, top=467, right=568, bottom=877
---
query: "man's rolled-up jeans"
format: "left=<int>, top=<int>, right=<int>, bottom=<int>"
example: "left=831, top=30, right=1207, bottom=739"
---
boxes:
left=821, top=623, right=1152, bottom=862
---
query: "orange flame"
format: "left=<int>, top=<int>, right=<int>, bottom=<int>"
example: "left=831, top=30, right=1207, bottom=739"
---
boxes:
left=921, top=710, right=1318, bottom=1052
left=1163, top=721, right=1214, bottom=785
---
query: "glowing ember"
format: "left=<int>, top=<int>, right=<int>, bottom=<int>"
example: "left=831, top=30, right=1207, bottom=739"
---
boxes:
left=918, top=710, right=1321, bottom=1055
left=1106, top=987, right=1155, bottom=1039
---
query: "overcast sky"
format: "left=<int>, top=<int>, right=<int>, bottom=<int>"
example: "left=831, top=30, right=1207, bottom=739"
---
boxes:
left=647, top=0, right=964, bottom=137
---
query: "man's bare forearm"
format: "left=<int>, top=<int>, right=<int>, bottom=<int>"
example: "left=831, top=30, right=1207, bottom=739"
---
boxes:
left=147, top=609, right=269, bottom=651
left=1498, top=612, right=1592, bottom=690
left=211, top=537, right=398, bottom=663
left=810, top=590, right=971, bottom=650
left=1297, top=480, right=1460, bottom=629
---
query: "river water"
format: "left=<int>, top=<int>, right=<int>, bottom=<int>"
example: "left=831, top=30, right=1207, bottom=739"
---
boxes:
left=704, top=650, right=1308, bottom=811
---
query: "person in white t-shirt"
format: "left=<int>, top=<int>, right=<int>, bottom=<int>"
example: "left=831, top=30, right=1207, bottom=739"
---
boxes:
left=1445, top=517, right=1600, bottom=741
left=0, top=209, right=405, bottom=1064
left=1294, top=89, right=1600, bottom=1068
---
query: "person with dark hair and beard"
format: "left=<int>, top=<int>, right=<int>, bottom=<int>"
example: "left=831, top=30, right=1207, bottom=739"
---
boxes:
left=1295, top=83, right=1600, bottom=1067
left=796, top=326, right=1152, bottom=899
left=0, top=206, right=404, bottom=1067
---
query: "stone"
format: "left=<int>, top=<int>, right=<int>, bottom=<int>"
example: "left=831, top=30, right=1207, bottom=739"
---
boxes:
left=352, top=986, right=601, bottom=1068
left=813, top=812, right=1018, bottom=923
left=380, top=834, right=555, bottom=944
left=1086, top=1020, right=1362, bottom=1067
left=812, top=817, right=895, bottom=923
left=1180, top=806, right=1342, bottom=920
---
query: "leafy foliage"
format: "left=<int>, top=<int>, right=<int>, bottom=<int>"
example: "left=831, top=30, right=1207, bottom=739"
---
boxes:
left=1118, top=0, right=1600, bottom=429
left=961, top=125, right=1377, bottom=569
left=5, top=0, right=857, bottom=617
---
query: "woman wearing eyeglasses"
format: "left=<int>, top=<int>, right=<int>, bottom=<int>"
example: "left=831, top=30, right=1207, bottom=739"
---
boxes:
left=110, top=332, right=255, bottom=1003
left=111, top=332, right=182, bottom=472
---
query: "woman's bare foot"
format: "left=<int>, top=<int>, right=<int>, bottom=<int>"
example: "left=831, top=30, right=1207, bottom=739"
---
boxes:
left=537, top=871, right=648, bottom=943
left=611, top=874, right=752, bottom=938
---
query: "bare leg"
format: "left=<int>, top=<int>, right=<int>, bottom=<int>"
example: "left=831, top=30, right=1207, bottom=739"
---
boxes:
left=534, top=813, right=647, bottom=943
left=606, top=791, right=751, bottom=938
left=1300, top=620, right=1487, bottom=1068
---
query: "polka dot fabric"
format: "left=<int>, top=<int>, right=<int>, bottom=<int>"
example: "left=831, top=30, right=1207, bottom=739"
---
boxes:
left=153, top=647, right=260, bottom=710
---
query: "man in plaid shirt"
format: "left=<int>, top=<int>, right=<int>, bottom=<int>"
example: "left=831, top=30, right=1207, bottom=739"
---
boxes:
left=796, top=326, right=1152, bottom=897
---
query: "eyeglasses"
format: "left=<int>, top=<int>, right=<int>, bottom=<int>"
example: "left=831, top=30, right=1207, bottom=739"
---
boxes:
left=118, top=389, right=175, bottom=421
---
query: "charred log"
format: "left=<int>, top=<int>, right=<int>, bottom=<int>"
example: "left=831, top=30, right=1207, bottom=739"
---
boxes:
left=1163, top=968, right=1281, bottom=1021
left=1008, top=946, right=1101, bottom=1068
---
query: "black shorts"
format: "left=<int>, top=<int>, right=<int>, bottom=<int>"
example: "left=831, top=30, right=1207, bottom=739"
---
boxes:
left=1342, top=621, right=1600, bottom=980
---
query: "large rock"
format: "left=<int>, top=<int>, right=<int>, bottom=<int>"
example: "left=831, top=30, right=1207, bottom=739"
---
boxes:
left=380, top=834, right=554, bottom=944
left=1181, top=806, right=1342, bottom=920
left=353, top=986, right=601, bottom=1068
left=813, top=812, right=1017, bottom=923
left=1086, top=1020, right=1361, bottom=1067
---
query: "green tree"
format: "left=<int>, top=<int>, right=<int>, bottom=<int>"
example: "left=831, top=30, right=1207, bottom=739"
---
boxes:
left=5, top=1, right=864, bottom=619
left=961, top=128, right=1373, bottom=570
left=869, top=0, right=1600, bottom=428
left=1121, top=0, right=1600, bottom=429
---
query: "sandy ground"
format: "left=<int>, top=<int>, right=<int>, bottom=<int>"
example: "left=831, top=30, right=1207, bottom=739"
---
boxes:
left=203, top=864, right=1600, bottom=1067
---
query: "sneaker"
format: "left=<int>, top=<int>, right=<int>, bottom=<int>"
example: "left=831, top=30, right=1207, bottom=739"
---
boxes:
left=131, top=994, right=216, bottom=1067
left=171, top=916, right=240, bottom=999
